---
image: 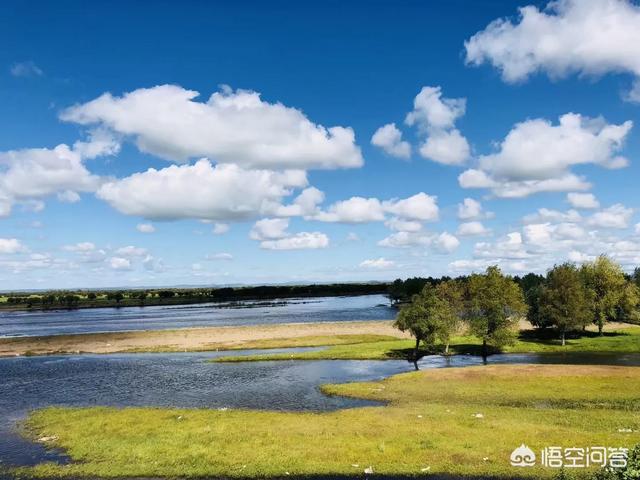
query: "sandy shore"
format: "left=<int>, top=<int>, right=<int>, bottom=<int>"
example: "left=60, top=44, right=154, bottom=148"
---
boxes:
left=0, top=320, right=409, bottom=357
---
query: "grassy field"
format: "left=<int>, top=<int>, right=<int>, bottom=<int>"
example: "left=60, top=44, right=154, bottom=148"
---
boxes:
left=214, top=327, right=640, bottom=362
left=16, top=364, right=640, bottom=479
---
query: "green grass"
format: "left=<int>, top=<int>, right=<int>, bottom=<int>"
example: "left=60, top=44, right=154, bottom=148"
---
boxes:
left=16, top=364, right=640, bottom=479
left=213, top=327, right=640, bottom=362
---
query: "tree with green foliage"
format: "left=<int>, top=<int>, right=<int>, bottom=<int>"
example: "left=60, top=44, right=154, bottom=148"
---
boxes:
left=539, top=263, right=593, bottom=346
left=394, top=282, right=462, bottom=361
left=387, top=279, right=404, bottom=305
left=466, top=266, right=528, bottom=357
left=581, top=256, right=626, bottom=334
left=434, top=280, right=464, bottom=354
left=617, top=281, right=640, bottom=324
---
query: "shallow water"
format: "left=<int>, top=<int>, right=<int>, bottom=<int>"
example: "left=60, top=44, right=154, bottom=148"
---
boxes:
left=0, top=294, right=394, bottom=337
left=1, top=350, right=639, bottom=467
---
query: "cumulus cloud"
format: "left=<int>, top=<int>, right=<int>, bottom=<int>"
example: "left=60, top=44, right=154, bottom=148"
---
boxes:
left=465, top=0, right=640, bottom=99
left=0, top=143, right=108, bottom=217
left=385, top=217, right=423, bottom=232
left=115, top=245, right=148, bottom=257
left=314, top=192, right=438, bottom=224
left=567, top=192, right=600, bottom=209
left=359, top=257, right=396, bottom=269
left=250, top=218, right=290, bottom=241
left=136, top=223, right=155, bottom=233
left=250, top=218, right=329, bottom=250
left=274, top=187, right=325, bottom=217
left=378, top=230, right=460, bottom=253
left=418, top=129, right=470, bottom=166
left=259, top=232, right=329, bottom=250
left=405, top=86, right=470, bottom=165
left=0, top=238, right=27, bottom=254
left=63, top=242, right=96, bottom=253
left=61, top=85, right=363, bottom=169
left=459, top=113, right=632, bottom=198
left=587, top=204, right=634, bottom=228
left=457, top=221, right=491, bottom=237
left=96, top=159, right=308, bottom=221
left=457, top=198, right=492, bottom=220
left=109, top=257, right=131, bottom=270
left=371, top=123, right=410, bottom=159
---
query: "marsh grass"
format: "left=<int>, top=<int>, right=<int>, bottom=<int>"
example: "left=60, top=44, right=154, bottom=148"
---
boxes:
left=17, top=365, right=640, bottom=479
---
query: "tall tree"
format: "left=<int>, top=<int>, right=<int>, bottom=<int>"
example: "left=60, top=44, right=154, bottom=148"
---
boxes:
left=466, top=266, right=528, bottom=357
left=539, top=263, right=593, bottom=346
left=434, top=280, right=464, bottom=354
left=580, top=256, right=626, bottom=334
left=394, top=286, right=440, bottom=362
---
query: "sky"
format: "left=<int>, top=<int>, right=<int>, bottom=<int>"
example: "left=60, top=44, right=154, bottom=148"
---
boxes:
left=1, top=0, right=640, bottom=290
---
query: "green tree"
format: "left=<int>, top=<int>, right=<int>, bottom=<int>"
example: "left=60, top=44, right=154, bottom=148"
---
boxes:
left=581, top=256, right=626, bottom=334
left=539, top=263, right=593, bottom=346
left=434, top=280, right=464, bottom=354
left=394, top=287, right=440, bottom=361
left=617, top=281, right=640, bottom=324
left=387, top=279, right=405, bottom=305
left=466, top=266, right=528, bottom=356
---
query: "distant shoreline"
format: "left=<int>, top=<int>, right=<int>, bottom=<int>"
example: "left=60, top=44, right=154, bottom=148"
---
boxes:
left=0, top=283, right=390, bottom=312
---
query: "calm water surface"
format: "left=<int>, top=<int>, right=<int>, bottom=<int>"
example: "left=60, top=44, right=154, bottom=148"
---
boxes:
left=0, top=294, right=394, bottom=337
left=1, top=350, right=639, bottom=467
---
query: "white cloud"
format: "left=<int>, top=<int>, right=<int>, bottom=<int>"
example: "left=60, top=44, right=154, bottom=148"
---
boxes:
left=457, top=198, right=490, bottom=220
left=371, top=123, right=410, bottom=159
left=406, top=86, right=466, bottom=131
left=57, top=190, right=81, bottom=203
left=384, top=217, right=423, bottom=232
left=587, top=204, right=634, bottom=228
left=0, top=238, right=27, bottom=254
left=61, top=85, right=363, bottom=169
left=115, top=245, right=148, bottom=257
left=212, top=223, right=230, bottom=235
left=63, top=242, right=96, bottom=253
left=377, top=230, right=459, bottom=253
left=96, top=159, right=308, bottom=221
left=433, top=232, right=460, bottom=253
left=0, top=143, right=106, bottom=216
left=274, top=187, right=325, bottom=217
left=10, top=61, right=43, bottom=78
left=205, top=252, right=233, bottom=261
left=250, top=218, right=290, bottom=241
left=567, top=192, right=600, bottom=209
left=136, top=223, right=155, bottom=233
left=109, top=257, right=131, bottom=270
left=460, top=113, right=631, bottom=198
left=465, top=0, right=640, bottom=100
left=523, top=208, right=582, bottom=224
left=315, top=192, right=438, bottom=224
left=378, top=231, right=431, bottom=248
left=259, top=232, right=329, bottom=250
left=457, top=221, right=491, bottom=236
left=314, top=197, right=385, bottom=223
left=382, top=193, right=439, bottom=221
left=359, top=257, right=396, bottom=269
left=418, top=129, right=470, bottom=166
left=405, top=86, right=470, bottom=166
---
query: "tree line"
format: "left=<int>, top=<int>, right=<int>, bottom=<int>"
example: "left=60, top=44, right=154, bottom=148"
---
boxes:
left=0, top=282, right=389, bottom=311
left=392, top=256, right=640, bottom=359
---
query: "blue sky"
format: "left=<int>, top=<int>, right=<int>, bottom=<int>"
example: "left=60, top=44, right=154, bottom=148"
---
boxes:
left=1, top=0, right=640, bottom=289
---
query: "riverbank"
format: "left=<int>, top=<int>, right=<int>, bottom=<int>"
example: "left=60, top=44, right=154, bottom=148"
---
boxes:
left=14, top=364, right=640, bottom=479
left=0, top=320, right=408, bottom=357
left=214, top=325, right=640, bottom=362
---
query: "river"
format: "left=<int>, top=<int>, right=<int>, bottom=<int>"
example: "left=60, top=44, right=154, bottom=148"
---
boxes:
left=0, top=294, right=394, bottom=337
